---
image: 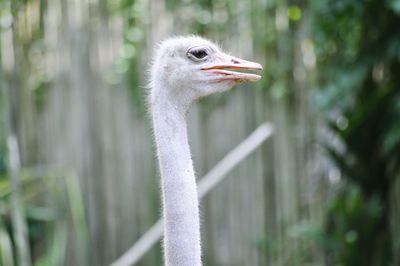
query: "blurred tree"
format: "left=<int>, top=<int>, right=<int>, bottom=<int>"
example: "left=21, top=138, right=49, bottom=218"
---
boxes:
left=312, top=0, right=400, bottom=265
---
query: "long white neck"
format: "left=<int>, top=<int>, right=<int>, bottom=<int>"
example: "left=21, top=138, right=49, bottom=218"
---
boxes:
left=151, top=94, right=201, bottom=266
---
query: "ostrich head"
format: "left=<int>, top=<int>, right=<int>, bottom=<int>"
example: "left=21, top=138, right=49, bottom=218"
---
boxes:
left=150, top=36, right=262, bottom=110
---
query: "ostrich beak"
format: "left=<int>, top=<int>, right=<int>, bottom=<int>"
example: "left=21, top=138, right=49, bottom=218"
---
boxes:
left=201, top=54, right=263, bottom=82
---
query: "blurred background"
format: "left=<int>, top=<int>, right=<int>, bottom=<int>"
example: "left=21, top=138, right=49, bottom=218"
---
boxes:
left=1, top=0, right=400, bottom=265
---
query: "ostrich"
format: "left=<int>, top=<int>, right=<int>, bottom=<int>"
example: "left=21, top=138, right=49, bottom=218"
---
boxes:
left=149, top=36, right=262, bottom=266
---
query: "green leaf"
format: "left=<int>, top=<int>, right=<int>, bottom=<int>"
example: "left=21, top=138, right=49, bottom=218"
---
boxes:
left=387, top=0, right=400, bottom=14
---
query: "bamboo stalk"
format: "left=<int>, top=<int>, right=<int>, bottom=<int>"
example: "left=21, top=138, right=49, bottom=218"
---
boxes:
left=6, top=135, right=31, bottom=266
left=2, top=1, right=33, bottom=265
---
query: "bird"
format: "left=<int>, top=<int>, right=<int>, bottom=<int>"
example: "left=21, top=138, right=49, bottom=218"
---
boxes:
left=149, top=36, right=262, bottom=266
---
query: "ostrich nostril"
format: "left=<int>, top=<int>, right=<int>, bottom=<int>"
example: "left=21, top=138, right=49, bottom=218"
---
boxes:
left=231, top=58, right=240, bottom=64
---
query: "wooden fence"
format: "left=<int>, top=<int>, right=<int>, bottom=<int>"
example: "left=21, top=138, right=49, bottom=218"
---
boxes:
left=1, top=0, right=330, bottom=265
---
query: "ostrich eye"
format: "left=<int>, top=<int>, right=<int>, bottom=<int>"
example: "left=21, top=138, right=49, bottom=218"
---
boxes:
left=191, top=50, right=208, bottom=59
left=187, top=47, right=209, bottom=61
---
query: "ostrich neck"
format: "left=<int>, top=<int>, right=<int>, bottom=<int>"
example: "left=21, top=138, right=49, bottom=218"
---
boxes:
left=152, top=97, right=201, bottom=266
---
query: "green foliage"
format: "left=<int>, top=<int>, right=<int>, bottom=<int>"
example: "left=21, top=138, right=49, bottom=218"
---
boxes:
left=105, top=0, right=148, bottom=116
left=0, top=220, right=14, bottom=266
left=312, top=0, right=400, bottom=264
left=0, top=171, right=89, bottom=266
left=325, top=184, right=389, bottom=265
left=287, top=5, right=302, bottom=22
